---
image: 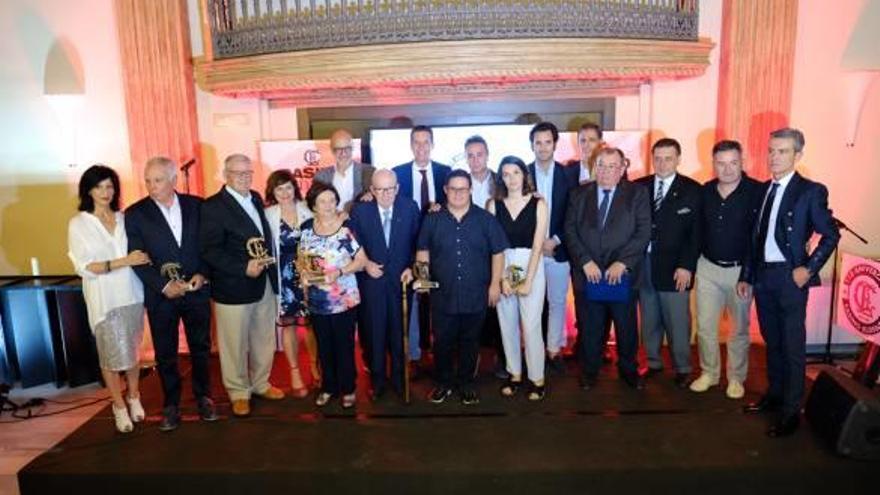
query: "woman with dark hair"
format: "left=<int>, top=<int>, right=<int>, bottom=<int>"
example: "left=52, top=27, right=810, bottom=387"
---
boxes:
left=299, top=181, right=367, bottom=409
left=68, top=164, right=151, bottom=432
left=264, top=170, right=320, bottom=397
left=487, top=156, right=549, bottom=400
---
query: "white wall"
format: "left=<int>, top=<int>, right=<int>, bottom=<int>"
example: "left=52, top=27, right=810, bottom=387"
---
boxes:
left=0, top=0, right=131, bottom=275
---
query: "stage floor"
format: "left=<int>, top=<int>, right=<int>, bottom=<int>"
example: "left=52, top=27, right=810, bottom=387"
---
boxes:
left=18, top=348, right=876, bottom=494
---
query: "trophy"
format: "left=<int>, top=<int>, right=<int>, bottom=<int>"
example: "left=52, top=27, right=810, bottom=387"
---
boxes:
left=246, top=237, right=275, bottom=266
left=160, top=262, right=196, bottom=291
left=505, top=264, right=527, bottom=290
left=411, top=261, right=439, bottom=291
left=296, top=246, right=328, bottom=285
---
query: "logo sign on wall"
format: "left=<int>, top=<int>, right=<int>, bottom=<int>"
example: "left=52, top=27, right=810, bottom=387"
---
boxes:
left=836, top=253, right=880, bottom=345
left=258, top=139, right=363, bottom=195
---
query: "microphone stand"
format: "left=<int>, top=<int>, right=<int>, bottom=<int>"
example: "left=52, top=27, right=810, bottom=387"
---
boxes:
left=823, top=217, right=868, bottom=365
left=180, top=158, right=196, bottom=194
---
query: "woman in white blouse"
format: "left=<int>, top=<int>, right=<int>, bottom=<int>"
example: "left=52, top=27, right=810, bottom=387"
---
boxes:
left=68, top=165, right=150, bottom=433
left=264, top=170, right=321, bottom=397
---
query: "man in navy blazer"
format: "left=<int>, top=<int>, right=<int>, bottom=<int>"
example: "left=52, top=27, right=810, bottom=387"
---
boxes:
left=349, top=169, right=420, bottom=400
left=526, top=122, right=579, bottom=373
left=200, top=154, right=284, bottom=417
left=125, top=157, right=216, bottom=431
left=392, top=125, right=452, bottom=369
left=741, top=128, right=839, bottom=438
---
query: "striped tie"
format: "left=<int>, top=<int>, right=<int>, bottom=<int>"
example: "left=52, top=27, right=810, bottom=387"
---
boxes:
left=654, top=180, right=665, bottom=211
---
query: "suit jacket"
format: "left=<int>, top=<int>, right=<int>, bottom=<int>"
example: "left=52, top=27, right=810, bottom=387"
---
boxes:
left=528, top=161, right=579, bottom=262
left=348, top=196, right=421, bottom=297
left=393, top=160, right=452, bottom=208
left=313, top=162, right=375, bottom=211
left=635, top=173, right=702, bottom=291
left=742, top=172, right=840, bottom=286
left=199, top=187, right=278, bottom=305
left=565, top=181, right=652, bottom=290
left=125, top=193, right=209, bottom=309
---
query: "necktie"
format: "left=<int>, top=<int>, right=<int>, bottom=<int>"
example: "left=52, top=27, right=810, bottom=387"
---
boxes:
left=419, top=169, right=430, bottom=212
left=599, top=189, right=611, bottom=229
left=382, top=209, right=392, bottom=247
left=757, top=182, right=780, bottom=262
left=654, top=179, right=665, bottom=211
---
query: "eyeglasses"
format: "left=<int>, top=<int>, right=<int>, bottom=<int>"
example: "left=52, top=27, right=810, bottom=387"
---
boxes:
left=227, top=170, right=254, bottom=178
left=332, top=146, right=353, bottom=153
left=447, top=186, right=471, bottom=194
left=372, top=186, right=397, bottom=194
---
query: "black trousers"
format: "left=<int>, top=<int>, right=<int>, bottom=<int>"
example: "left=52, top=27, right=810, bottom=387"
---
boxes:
left=572, top=285, right=614, bottom=361
left=577, top=291, right=639, bottom=378
left=754, top=263, right=809, bottom=417
left=146, top=294, right=212, bottom=408
left=432, top=309, right=486, bottom=389
left=312, top=309, right=357, bottom=396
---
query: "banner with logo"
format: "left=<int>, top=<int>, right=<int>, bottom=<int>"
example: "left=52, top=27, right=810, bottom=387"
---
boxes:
left=258, top=139, right=363, bottom=197
left=836, top=252, right=880, bottom=345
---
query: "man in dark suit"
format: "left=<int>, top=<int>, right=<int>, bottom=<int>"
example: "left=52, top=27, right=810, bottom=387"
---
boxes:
left=527, top=122, right=579, bottom=373
left=565, top=148, right=651, bottom=389
left=636, top=138, right=701, bottom=388
left=392, top=125, right=452, bottom=370
left=349, top=169, right=421, bottom=400
left=742, top=128, right=839, bottom=437
left=125, top=157, right=217, bottom=431
left=313, top=129, right=375, bottom=212
left=200, top=154, right=284, bottom=417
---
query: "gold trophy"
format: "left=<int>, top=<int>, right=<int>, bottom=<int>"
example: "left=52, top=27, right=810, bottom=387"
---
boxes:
left=411, top=261, right=439, bottom=291
left=160, top=261, right=196, bottom=291
left=296, top=246, right=328, bottom=285
left=505, top=264, right=527, bottom=290
left=246, top=237, right=275, bottom=266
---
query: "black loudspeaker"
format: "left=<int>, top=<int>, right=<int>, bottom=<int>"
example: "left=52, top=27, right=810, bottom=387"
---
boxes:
left=805, top=365, right=880, bottom=460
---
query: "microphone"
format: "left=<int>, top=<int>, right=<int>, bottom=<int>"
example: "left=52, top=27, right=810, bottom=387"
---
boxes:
left=181, top=159, right=196, bottom=172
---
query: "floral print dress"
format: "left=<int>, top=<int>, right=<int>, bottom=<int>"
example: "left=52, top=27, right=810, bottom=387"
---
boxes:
left=298, top=220, right=361, bottom=316
left=278, top=220, right=308, bottom=318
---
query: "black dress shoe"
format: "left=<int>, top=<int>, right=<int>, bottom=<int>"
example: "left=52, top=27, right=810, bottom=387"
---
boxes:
left=673, top=373, right=691, bottom=389
left=548, top=356, right=566, bottom=375
left=580, top=374, right=598, bottom=391
left=197, top=397, right=219, bottom=422
left=742, top=395, right=782, bottom=414
left=159, top=406, right=181, bottom=432
left=370, top=387, right=386, bottom=402
left=766, top=414, right=800, bottom=438
left=621, top=373, right=645, bottom=390
left=643, top=367, right=664, bottom=378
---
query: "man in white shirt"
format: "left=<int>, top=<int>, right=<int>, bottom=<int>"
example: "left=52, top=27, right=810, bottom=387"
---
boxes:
left=313, top=129, right=375, bottom=212
left=570, top=123, right=604, bottom=184
left=465, top=135, right=495, bottom=210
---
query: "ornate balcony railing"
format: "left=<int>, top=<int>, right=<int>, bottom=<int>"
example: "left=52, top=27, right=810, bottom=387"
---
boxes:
left=205, top=0, right=699, bottom=60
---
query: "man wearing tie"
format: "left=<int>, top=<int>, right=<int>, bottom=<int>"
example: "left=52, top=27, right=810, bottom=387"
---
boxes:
left=565, top=148, right=651, bottom=390
left=393, top=125, right=452, bottom=372
left=200, top=154, right=285, bottom=417
left=125, top=157, right=217, bottom=431
left=742, top=128, right=839, bottom=437
left=348, top=170, right=420, bottom=400
left=636, top=138, right=701, bottom=388
left=527, top=122, right=579, bottom=374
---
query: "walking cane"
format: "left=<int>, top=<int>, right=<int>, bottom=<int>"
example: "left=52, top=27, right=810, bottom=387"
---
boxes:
left=401, top=280, right=411, bottom=404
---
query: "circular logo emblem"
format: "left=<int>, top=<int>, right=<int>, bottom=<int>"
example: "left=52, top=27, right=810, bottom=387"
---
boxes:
left=841, top=263, right=880, bottom=336
left=303, top=149, right=321, bottom=166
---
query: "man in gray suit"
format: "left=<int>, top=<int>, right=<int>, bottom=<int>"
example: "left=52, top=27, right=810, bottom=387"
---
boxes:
left=313, top=129, right=375, bottom=211
left=565, top=147, right=651, bottom=390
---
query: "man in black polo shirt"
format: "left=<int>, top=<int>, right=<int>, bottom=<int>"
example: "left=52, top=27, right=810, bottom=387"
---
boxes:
left=690, top=140, right=763, bottom=399
left=416, top=170, right=508, bottom=405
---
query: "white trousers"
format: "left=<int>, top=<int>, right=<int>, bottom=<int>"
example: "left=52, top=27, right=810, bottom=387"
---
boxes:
left=543, top=256, right=571, bottom=354
left=497, top=248, right=547, bottom=382
left=694, top=256, right=752, bottom=382
left=214, top=281, right=277, bottom=401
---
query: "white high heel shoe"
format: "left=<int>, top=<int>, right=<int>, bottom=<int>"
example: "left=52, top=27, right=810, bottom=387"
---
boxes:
left=126, top=396, right=145, bottom=423
left=112, top=403, right=133, bottom=433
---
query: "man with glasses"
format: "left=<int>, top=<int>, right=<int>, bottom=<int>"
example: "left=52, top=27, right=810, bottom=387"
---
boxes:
left=200, top=154, right=284, bottom=417
left=348, top=170, right=421, bottom=401
left=314, top=129, right=375, bottom=211
left=416, top=170, right=507, bottom=405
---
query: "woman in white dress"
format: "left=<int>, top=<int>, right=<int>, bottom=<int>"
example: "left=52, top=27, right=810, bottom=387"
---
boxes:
left=68, top=165, right=151, bottom=432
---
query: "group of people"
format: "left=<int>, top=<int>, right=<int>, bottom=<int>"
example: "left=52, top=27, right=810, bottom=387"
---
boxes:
left=68, top=122, right=838, bottom=439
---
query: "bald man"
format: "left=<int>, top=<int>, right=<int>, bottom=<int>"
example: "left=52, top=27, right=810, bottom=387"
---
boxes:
left=314, top=129, right=375, bottom=211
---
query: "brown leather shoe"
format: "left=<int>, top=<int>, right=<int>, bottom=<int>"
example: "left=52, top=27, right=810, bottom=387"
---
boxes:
left=255, top=386, right=285, bottom=400
left=231, top=399, right=250, bottom=417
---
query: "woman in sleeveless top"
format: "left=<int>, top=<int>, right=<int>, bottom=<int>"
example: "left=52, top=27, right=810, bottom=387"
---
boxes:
left=487, top=156, right=549, bottom=400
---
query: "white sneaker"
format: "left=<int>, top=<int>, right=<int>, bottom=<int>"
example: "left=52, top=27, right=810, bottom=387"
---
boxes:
left=112, top=404, right=133, bottom=433
left=127, top=396, right=145, bottom=422
left=688, top=374, right=719, bottom=393
left=726, top=380, right=745, bottom=399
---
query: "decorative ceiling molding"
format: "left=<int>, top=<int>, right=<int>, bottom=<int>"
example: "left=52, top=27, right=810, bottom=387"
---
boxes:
left=195, top=37, right=715, bottom=106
